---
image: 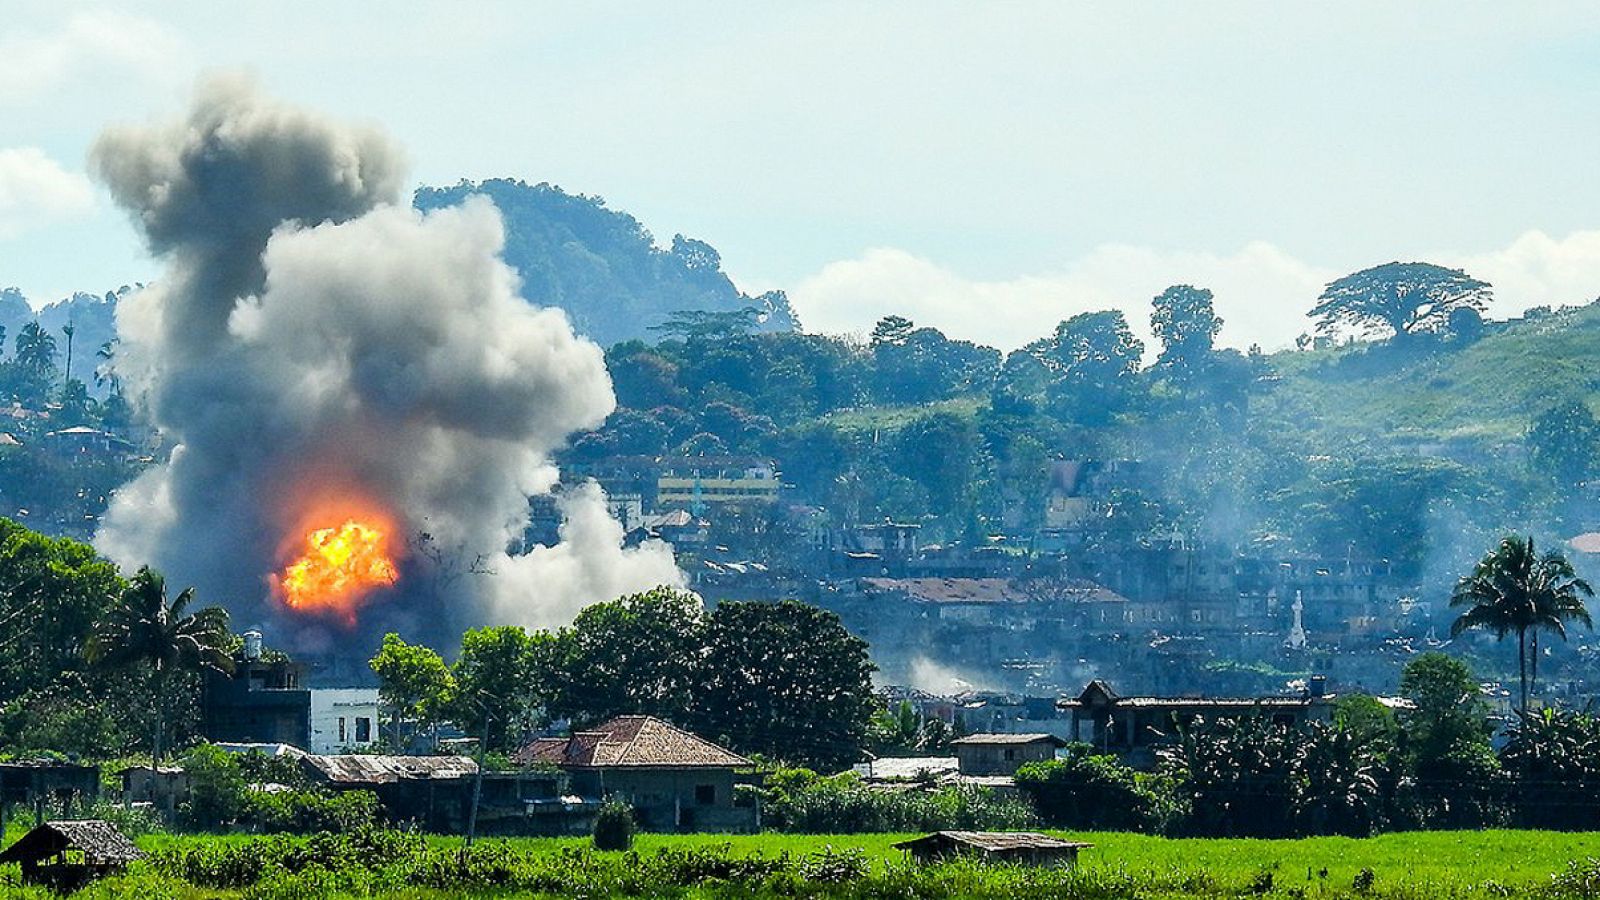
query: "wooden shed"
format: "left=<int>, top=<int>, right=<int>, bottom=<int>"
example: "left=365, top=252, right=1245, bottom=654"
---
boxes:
left=0, top=820, right=144, bottom=890
left=892, top=831, right=1091, bottom=867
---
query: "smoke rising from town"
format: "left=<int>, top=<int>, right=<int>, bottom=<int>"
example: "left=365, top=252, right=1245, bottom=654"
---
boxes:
left=91, top=76, right=681, bottom=647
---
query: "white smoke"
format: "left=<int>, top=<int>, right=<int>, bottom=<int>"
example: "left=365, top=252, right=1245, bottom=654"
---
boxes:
left=92, top=76, right=681, bottom=645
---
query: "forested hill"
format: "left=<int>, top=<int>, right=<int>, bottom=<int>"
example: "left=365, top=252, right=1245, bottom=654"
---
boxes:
left=1261, top=302, right=1600, bottom=445
left=414, top=179, right=798, bottom=346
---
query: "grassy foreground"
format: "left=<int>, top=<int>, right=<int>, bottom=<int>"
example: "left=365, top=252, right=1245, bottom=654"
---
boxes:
left=2, top=829, right=1599, bottom=898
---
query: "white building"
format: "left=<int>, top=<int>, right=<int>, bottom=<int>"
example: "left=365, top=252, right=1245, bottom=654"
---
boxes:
left=308, top=689, right=380, bottom=754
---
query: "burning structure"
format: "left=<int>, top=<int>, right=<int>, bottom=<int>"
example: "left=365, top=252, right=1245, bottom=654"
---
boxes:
left=91, top=77, right=682, bottom=650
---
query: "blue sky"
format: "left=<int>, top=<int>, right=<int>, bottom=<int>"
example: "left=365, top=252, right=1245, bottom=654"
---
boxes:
left=6, top=2, right=1600, bottom=351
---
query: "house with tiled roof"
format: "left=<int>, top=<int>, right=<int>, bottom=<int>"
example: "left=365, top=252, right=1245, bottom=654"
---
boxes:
left=513, top=715, right=756, bottom=832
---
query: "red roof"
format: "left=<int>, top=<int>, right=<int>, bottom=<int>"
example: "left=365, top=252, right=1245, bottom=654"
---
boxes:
left=513, top=716, right=751, bottom=769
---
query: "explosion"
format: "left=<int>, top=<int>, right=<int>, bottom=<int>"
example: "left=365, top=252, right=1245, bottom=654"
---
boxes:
left=275, top=519, right=399, bottom=623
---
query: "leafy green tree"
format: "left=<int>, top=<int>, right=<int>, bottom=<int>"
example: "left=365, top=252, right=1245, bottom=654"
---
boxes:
left=0, top=519, right=125, bottom=701
left=1292, top=721, right=1384, bottom=836
left=85, top=567, right=234, bottom=761
left=1016, top=745, right=1169, bottom=831
left=1030, top=310, right=1145, bottom=426
left=1150, top=284, right=1222, bottom=381
left=449, top=625, right=543, bottom=751
left=866, top=700, right=922, bottom=756
left=1310, top=261, right=1491, bottom=338
left=1450, top=536, right=1593, bottom=713
left=546, top=587, right=706, bottom=727
left=1162, top=715, right=1300, bottom=837
left=1499, top=708, right=1600, bottom=829
left=369, top=633, right=454, bottom=749
left=696, top=600, right=876, bottom=772
left=1396, top=652, right=1502, bottom=826
left=1528, top=400, right=1600, bottom=489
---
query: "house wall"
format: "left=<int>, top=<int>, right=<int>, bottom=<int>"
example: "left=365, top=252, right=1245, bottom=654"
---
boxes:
left=570, top=767, right=754, bottom=832
left=308, top=689, right=380, bottom=754
left=955, top=742, right=1056, bottom=776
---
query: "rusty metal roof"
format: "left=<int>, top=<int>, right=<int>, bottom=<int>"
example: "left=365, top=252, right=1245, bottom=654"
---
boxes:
left=0, top=820, right=143, bottom=865
left=514, top=716, right=750, bottom=769
left=892, top=831, right=1092, bottom=852
left=301, top=754, right=477, bottom=784
left=951, top=733, right=1065, bottom=746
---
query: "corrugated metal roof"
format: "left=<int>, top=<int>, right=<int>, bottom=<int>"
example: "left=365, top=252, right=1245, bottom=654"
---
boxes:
left=951, top=733, right=1064, bottom=746
left=302, top=754, right=477, bottom=784
left=892, top=831, right=1092, bottom=852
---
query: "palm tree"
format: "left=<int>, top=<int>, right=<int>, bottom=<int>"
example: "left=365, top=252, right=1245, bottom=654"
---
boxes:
left=1450, top=535, right=1593, bottom=715
left=13, top=321, right=56, bottom=375
left=85, top=567, right=235, bottom=762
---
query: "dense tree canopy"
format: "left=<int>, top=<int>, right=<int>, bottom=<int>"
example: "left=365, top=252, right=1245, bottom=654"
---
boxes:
left=1310, top=262, right=1491, bottom=338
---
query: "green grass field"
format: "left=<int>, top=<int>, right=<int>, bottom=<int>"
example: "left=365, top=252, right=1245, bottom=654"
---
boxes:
left=4, top=829, right=1598, bottom=898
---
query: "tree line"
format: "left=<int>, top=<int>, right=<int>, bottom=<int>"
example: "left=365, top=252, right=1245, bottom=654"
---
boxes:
left=370, top=587, right=876, bottom=772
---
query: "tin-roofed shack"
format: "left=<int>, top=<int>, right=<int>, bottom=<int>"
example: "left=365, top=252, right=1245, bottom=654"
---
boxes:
left=0, top=761, right=99, bottom=822
left=950, top=733, right=1066, bottom=776
left=892, top=831, right=1091, bottom=867
left=0, top=820, right=143, bottom=890
left=299, top=754, right=477, bottom=831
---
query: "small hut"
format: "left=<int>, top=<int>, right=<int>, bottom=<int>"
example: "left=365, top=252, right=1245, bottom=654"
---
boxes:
left=0, top=820, right=144, bottom=890
left=892, top=831, right=1091, bottom=867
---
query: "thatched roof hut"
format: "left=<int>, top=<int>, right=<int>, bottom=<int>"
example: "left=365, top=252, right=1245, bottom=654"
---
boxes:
left=0, top=820, right=143, bottom=889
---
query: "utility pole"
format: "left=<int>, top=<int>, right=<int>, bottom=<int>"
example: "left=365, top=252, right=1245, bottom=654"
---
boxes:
left=464, top=699, right=491, bottom=850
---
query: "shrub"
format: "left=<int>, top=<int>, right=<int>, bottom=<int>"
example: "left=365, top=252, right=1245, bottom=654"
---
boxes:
left=180, top=744, right=248, bottom=829
left=764, top=772, right=1036, bottom=833
left=241, top=788, right=381, bottom=834
left=592, top=798, right=636, bottom=851
left=1015, top=744, right=1173, bottom=831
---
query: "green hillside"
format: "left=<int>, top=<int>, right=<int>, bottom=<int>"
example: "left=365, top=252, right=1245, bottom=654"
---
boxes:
left=1261, top=304, right=1600, bottom=446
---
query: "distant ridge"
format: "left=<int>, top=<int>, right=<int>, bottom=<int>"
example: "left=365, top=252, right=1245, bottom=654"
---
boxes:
left=414, top=179, right=797, bottom=347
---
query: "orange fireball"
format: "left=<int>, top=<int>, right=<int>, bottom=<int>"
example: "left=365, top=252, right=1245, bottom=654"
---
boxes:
left=275, top=519, right=398, bottom=622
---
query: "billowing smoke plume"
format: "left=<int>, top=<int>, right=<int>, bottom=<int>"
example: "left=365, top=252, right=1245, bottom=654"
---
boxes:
left=91, top=77, right=682, bottom=648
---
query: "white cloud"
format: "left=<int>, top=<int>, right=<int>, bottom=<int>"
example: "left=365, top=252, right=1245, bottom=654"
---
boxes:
left=0, top=10, right=186, bottom=104
left=0, top=147, right=95, bottom=238
left=790, top=231, right=1600, bottom=354
left=790, top=242, right=1332, bottom=355
left=1446, top=230, right=1600, bottom=317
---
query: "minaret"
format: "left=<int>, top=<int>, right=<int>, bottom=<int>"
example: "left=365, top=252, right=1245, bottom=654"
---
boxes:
left=1286, top=590, right=1308, bottom=650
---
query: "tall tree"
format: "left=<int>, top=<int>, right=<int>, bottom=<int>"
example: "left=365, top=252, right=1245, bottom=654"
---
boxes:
left=1528, top=400, right=1600, bottom=489
left=449, top=625, right=543, bottom=751
left=1310, top=262, right=1491, bottom=338
left=1150, top=284, right=1222, bottom=381
left=695, top=600, right=876, bottom=771
left=84, top=567, right=234, bottom=761
left=1450, top=536, right=1593, bottom=714
left=369, top=632, right=455, bottom=749
left=546, top=587, right=706, bottom=727
left=1030, top=310, right=1145, bottom=426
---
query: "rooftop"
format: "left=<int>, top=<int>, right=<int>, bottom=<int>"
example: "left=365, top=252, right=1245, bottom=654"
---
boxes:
left=514, top=716, right=751, bottom=769
left=951, top=733, right=1065, bottom=746
left=302, top=754, right=477, bottom=784
left=0, top=821, right=143, bottom=866
left=892, top=831, right=1092, bottom=852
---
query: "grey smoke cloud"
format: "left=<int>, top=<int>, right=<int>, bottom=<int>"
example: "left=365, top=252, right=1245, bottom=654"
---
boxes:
left=92, top=77, right=681, bottom=647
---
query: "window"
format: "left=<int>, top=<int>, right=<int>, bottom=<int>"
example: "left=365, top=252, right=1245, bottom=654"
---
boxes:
left=1004, top=748, right=1016, bottom=761
left=338, top=717, right=347, bottom=743
left=695, top=784, right=716, bottom=806
left=356, top=717, right=372, bottom=743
